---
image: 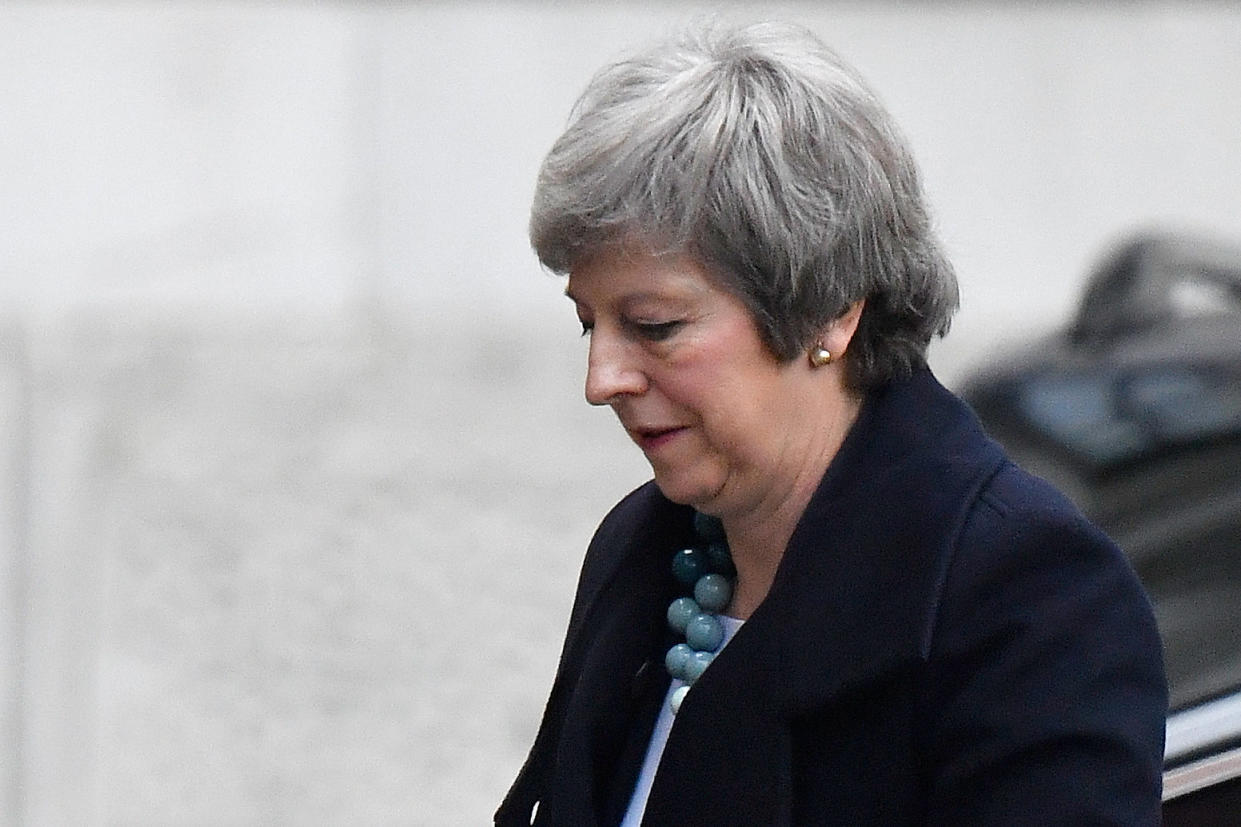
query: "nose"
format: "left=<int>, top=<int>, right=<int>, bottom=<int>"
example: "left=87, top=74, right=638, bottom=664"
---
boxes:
left=584, top=328, right=647, bottom=406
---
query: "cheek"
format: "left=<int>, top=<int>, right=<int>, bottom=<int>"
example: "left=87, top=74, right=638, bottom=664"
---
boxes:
left=695, top=393, right=770, bottom=459
left=707, top=377, right=798, bottom=456
left=662, top=371, right=736, bottom=422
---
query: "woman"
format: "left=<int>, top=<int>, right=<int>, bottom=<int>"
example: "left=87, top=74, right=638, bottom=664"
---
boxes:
left=498, top=21, right=1166, bottom=826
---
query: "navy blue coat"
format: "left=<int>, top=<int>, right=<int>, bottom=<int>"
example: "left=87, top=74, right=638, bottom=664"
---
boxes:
left=497, top=369, right=1167, bottom=825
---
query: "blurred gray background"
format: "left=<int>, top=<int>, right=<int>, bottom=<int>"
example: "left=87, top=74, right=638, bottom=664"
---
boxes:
left=2, top=1, right=1239, bottom=824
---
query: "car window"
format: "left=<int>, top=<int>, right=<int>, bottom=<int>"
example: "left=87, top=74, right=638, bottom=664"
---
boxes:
left=1122, top=366, right=1241, bottom=444
left=1017, top=373, right=1145, bottom=465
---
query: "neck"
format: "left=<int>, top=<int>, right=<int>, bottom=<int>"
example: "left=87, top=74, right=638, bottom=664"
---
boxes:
left=721, top=391, right=862, bottom=620
left=721, top=498, right=805, bottom=620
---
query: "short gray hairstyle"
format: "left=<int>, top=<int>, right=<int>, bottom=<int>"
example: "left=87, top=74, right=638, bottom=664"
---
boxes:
left=530, top=21, right=959, bottom=391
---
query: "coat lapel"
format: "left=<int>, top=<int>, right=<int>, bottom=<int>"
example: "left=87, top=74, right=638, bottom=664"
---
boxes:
left=533, top=488, right=691, bottom=825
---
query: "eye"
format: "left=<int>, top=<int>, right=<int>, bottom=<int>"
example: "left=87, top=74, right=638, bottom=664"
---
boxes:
left=578, top=319, right=594, bottom=337
left=631, top=320, right=682, bottom=342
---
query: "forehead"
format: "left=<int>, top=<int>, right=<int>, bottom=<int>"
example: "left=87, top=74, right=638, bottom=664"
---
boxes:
left=566, top=245, right=719, bottom=303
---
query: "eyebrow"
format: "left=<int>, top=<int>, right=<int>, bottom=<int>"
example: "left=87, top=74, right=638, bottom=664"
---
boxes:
left=565, top=289, right=681, bottom=309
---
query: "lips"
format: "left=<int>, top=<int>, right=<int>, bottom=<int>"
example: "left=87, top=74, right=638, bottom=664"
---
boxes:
left=629, top=425, right=688, bottom=451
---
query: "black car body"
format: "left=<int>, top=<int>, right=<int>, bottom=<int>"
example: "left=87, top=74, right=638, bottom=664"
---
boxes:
left=1163, top=691, right=1241, bottom=821
left=958, top=232, right=1241, bottom=818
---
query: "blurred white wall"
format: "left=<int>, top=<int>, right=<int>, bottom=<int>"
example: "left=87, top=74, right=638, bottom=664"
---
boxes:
left=2, top=2, right=1240, bottom=824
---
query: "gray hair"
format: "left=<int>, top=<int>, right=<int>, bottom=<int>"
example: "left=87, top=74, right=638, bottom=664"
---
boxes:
left=530, top=21, right=958, bottom=391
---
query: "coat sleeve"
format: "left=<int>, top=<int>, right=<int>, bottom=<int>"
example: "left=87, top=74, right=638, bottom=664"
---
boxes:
left=920, top=463, right=1167, bottom=825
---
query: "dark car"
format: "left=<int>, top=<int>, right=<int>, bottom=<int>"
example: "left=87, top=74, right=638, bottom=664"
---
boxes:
left=958, top=232, right=1241, bottom=818
left=1163, top=689, right=1241, bottom=821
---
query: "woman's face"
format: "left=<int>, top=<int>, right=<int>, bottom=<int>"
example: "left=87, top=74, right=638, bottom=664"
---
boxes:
left=566, top=246, right=856, bottom=522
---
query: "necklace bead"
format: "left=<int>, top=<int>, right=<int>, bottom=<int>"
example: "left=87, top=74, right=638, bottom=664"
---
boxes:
left=693, top=572, right=732, bottom=612
left=671, top=547, right=708, bottom=586
left=670, top=685, right=690, bottom=713
left=685, top=612, right=724, bottom=651
left=704, top=539, right=735, bottom=577
left=693, top=511, right=727, bottom=541
left=667, top=597, right=700, bottom=634
left=664, top=643, right=694, bottom=679
left=682, top=650, right=714, bottom=683
left=663, top=512, right=736, bottom=713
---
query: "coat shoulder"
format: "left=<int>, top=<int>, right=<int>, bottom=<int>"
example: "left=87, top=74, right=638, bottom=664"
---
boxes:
left=921, top=460, right=1168, bottom=824
left=568, top=481, right=668, bottom=621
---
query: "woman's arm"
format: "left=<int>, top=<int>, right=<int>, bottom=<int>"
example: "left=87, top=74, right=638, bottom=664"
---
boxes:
left=920, top=462, right=1167, bottom=825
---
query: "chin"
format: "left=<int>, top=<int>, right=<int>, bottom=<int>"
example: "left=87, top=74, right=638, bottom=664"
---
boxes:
left=651, top=470, right=723, bottom=511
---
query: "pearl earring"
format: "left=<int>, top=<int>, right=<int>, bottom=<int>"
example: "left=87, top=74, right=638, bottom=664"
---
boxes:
left=808, top=343, right=832, bottom=367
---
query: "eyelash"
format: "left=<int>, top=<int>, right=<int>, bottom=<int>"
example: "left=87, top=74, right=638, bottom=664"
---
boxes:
left=577, top=319, right=682, bottom=342
left=631, top=320, right=681, bottom=342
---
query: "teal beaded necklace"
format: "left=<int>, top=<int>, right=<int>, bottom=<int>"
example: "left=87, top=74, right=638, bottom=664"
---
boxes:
left=663, top=511, right=737, bottom=713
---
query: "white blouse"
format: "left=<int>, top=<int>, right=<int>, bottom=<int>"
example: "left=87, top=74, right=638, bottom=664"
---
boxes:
left=619, top=615, right=746, bottom=826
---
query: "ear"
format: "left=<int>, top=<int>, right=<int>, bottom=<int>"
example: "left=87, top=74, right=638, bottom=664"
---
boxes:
left=818, top=299, right=865, bottom=358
